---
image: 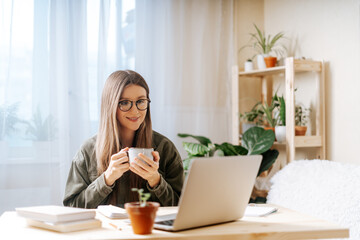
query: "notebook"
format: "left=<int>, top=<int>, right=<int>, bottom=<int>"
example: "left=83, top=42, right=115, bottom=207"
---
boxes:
left=16, top=205, right=96, bottom=223
left=154, top=155, right=262, bottom=231
left=25, top=218, right=102, bottom=233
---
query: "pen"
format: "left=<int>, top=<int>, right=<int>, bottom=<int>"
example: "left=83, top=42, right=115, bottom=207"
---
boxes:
left=109, top=222, right=122, bottom=231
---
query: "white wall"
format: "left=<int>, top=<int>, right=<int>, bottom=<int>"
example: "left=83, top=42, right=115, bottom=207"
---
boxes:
left=264, top=0, right=360, bottom=164
left=236, top=0, right=360, bottom=164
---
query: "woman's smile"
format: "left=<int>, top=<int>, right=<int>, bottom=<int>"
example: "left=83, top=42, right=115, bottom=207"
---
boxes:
left=127, top=116, right=140, bottom=122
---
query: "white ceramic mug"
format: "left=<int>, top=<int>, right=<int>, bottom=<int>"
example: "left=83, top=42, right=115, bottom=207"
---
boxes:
left=128, top=148, right=154, bottom=165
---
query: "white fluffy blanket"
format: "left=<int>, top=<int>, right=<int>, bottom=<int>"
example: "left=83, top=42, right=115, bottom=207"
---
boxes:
left=267, top=160, right=360, bottom=240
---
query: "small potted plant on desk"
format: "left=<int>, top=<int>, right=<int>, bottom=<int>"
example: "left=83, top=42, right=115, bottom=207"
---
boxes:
left=125, top=188, right=160, bottom=234
left=295, top=104, right=310, bottom=136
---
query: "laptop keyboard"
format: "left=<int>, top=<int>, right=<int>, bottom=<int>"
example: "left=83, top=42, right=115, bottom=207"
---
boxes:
left=155, top=219, right=174, bottom=226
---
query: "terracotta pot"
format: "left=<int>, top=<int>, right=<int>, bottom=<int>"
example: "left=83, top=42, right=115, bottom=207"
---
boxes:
left=295, top=126, right=307, bottom=136
left=125, top=202, right=160, bottom=234
left=263, top=127, right=275, bottom=133
left=264, top=56, right=277, bottom=68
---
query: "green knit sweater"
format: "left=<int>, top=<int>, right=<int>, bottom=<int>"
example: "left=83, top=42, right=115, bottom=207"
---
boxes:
left=63, top=131, right=184, bottom=208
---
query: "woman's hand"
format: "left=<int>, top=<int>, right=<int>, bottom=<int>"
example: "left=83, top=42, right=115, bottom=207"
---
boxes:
left=104, top=147, right=130, bottom=186
left=130, top=151, right=160, bottom=188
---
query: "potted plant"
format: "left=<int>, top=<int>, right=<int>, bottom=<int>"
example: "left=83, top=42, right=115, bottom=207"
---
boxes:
left=239, top=101, right=264, bottom=133
left=247, top=24, right=286, bottom=68
left=243, top=55, right=257, bottom=72
left=295, top=104, right=310, bottom=136
left=178, top=128, right=278, bottom=203
left=125, top=188, right=160, bottom=234
left=260, top=100, right=279, bottom=131
left=178, top=128, right=278, bottom=177
left=273, top=94, right=286, bottom=143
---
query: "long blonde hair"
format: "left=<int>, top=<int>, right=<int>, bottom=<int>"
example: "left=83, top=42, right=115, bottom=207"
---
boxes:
left=95, top=70, right=152, bottom=202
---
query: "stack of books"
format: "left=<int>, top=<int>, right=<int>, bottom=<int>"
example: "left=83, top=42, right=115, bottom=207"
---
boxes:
left=16, top=205, right=102, bottom=233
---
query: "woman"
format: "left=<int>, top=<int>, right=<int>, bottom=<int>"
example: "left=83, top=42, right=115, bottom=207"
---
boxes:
left=63, top=70, right=184, bottom=208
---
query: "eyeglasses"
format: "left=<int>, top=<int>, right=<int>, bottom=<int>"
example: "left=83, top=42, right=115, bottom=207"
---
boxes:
left=118, top=99, right=151, bottom=112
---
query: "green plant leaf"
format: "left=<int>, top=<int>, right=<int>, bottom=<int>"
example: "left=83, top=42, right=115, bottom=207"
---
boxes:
left=177, top=133, right=212, bottom=146
left=242, top=127, right=275, bottom=155
left=279, top=96, right=286, bottom=126
left=182, top=156, right=193, bottom=171
left=182, top=142, right=210, bottom=157
left=258, top=149, right=279, bottom=176
left=214, top=143, right=248, bottom=156
left=233, top=145, right=248, bottom=155
left=214, top=143, right=238, bottom=156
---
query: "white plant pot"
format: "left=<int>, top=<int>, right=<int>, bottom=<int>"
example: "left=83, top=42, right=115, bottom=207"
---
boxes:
left=244, top=61, right=253, bottom=72
left=275, top=126, right=286, bottom=143
left=257, top=54, right=267, bottom=69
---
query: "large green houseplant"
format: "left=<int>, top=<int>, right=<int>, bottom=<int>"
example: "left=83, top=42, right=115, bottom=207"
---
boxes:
left=178, top=127, right=278, bottom=177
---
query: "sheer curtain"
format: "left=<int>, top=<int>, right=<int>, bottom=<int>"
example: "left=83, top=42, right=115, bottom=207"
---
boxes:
left=0, top=0, right=135, bottom=214
left=135, top=0, right=234, bottom=156
left=0, top=0, right=233, bottom=214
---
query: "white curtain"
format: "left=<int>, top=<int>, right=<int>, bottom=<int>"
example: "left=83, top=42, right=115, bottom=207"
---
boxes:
left=0, top=0, right=233, bottom=214
left=0, top=0, right=135, bottom=214
left=135, top=0, right=234, bottom=156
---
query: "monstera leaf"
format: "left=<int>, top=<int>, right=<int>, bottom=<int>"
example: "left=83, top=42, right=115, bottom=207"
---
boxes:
left=242, top=127, right=275, bottom=155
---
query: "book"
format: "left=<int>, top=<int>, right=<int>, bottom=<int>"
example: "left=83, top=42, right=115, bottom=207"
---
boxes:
left=97, top=205, right=128, bottom=219
left=244, top=205, right=278, bottom=217
left=16, top=205, right=96, bottom=223
left=25, top=218, right=102, bottom=233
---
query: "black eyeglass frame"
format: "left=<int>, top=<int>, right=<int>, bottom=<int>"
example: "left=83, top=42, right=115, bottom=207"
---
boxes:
left=118, top=98, right=151, bottom=112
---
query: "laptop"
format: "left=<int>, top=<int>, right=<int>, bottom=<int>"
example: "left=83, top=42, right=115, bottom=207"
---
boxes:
left=154, top=155, right=262, bottom=231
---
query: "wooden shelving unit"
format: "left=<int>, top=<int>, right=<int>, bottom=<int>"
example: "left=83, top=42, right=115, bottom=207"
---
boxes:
left=232, top=57, right=326, bottom=163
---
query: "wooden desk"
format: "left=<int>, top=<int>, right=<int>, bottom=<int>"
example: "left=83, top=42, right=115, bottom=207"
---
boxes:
left=0, top=204, right=349, bottom=240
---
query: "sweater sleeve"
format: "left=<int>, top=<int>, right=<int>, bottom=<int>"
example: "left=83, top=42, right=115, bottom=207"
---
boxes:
left=147, top=136, right=184, bottom=206
left=63, top=149, right=114, bottom=208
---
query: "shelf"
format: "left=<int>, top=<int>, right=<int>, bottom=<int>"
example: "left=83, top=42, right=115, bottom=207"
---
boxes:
left=294, top=136, right=322, bottom=148
left=274, top=136, right=323, bottom=148
left=238, top=59, right=322, bottom=78
left=239, top=66, right=285, bottom=77
left=232, top=57, right=326, bottom=163
left=294, top=60, right=322, bottom=72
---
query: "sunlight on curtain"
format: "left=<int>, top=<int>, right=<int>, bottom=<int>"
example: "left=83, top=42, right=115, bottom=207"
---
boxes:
left=0, top=0, right=135, bottom=214
left=135, top=0, right=234, bottom=157
left=0, top=0, right=233, bottom=215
